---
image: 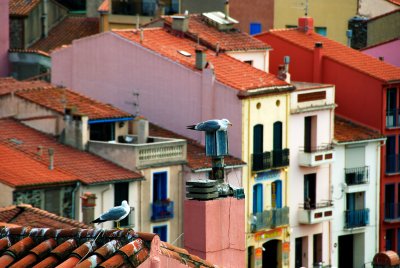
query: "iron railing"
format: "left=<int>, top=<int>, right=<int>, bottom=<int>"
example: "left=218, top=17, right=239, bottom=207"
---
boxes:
left=344, top=208, right=369, bottom=228
left=250, top=207, right=289, bottom=232
left=386, top=109, right=400, bottom=128
left=344, top=166, right=369, bottom=185
left=252, top=149, right=289, bottom=172
left=151, top=200, right=174, bottom=221
left=299, top=144, right=334, bottom=153
left=299, top=200, right=333, bottom=210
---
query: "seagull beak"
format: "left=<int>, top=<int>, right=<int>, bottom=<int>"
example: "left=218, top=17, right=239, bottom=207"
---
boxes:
left=229, top=123, right=233, bottom=126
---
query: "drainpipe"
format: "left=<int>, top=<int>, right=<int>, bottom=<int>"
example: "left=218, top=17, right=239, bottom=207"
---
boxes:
left=376, top=140, right=385, bottom=253
left=313, top=42, right=323, bottom=83
left=71, top=181, right=80, bottom=220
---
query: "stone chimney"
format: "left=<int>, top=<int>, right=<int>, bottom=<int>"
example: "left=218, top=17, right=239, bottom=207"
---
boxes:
left=137, top=118, right=149, bottom=144
left=298, top=17, right=314, bottom=34
left=171, top=13, right=189, bottom=33
left=313, top=42, right=323, bottom=83
left=80, top=192, right=97, bottom=224
left=61, top=109, right=89, bottom=150
left=195, top=47, right=207, bottom=70
left=277, top=56, right=291, bottom=83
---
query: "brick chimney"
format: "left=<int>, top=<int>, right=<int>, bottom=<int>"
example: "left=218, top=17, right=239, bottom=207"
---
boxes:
left=298, top=17, right=314, bottom=34
left=81, top=192, right=97, bottom=224
left=313, top=42, right=323, bottom=83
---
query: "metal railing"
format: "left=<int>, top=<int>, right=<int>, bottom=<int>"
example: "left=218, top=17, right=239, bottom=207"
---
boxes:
left=252, top=149, right=289, bottom=172
left=299, top=144, right=334, bottom=153
left=299, top=200, right=333, bottom=210
left=386, top=109, right=400, bottom=128
left=344, top=166, right=369, bottom=185
left=384, top=203, right=400, bottom=220
left=250, top=207, right=289, bottom=232
left=151, top=200, right=174, bottom=221
left=344, top=208, right=369, bottom=228
left=386, top=154, right=400, bottom=174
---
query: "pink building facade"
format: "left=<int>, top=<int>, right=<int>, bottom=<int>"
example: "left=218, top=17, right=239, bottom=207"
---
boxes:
left=361, top=39, right=400, bottom=67
left=0, top=0, right=9, bottom=76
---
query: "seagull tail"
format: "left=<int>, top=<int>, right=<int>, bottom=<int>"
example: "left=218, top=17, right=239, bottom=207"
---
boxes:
left=91, top=217, right=106, bottom=224
left=186, top=125, right=196, bottom=130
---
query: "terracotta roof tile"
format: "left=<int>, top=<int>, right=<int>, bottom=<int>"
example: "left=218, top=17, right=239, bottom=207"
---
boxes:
left=9, top=0, right=40, bottom=17
left=0, top=227, right=217, bottom=267
left=30, top=16, right=99, bottom=53
left=261, top=28, right=400, bottom=82
left=0, top=78, right=133, bottom=120
left=0, top=204, right=90, bottom=229
left=163, top=14, right=270, bottom=51
left=387, top=0, right=400, bottom=5
left=98, top=0, right=109, bottom=12
left=0, top=118, right=142, bottom=185
left=9, top=48, right=50, bottom=57
left=149, top=123, right=245, bottom=171
left=334, top=116, right=385, bottom=143
left=114, top=28, right=289, bottom=91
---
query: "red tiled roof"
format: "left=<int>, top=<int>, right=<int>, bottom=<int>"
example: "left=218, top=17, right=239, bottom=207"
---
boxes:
left=98, top=0, right=109, bottom=12
left=8, top=48, right=50, bottom=57
left=30, top=16, right=100, bottom=53
left=0, top=118, right=142, bottom=186
left=0, top=227, right=217, bottom=267
left=9, top=0, right=40, bottom=17
left=262, top=28, right=400, bottom=82
left=114, top=28, right=290, bottom=91
left=0, top=204, right=89, bottom=229
left=149, top=123, right=245, bottom=171
left=0, top=78, right=133, bottom=120
left=334, top=116, right=385, bottom=143
left=386, top=0, right=400, bottom=5
left=163, top=14, right=270, bottom=51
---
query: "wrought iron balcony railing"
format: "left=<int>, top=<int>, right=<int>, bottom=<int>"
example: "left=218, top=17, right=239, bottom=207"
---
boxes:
left=151, top=200, right=174, bottom=222
left=252, top=149, right=289, bottom=172
left=386, top=109, right=400, bottom=128
left=344, top=166, right=369, bottom=185
left=250, top=206, right=289, bottom=232
left=344, top=208, right=369, bottom=228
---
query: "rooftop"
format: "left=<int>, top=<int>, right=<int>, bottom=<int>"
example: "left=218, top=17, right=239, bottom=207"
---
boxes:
left=30, top=16, right=100, bottom=53
left=163, top=14, right=270, bottom=52
left=334, top=116, right=385, bottom=143
left=9, top=0, right=41, bottom=17
left=0, top=78, right=133, bottom=120
left=0, top=118, right=142, bottom=187
left=113, top=28, right=290, bottom=91
left=98, top=0, right=109, bottom=13
left=259, top=27, right=400, bottom=82
left=0, top=204, right=89, bottom=229
left=0, top=227, right=217, bottom=267
left=149, top=123, right=245, bottom=171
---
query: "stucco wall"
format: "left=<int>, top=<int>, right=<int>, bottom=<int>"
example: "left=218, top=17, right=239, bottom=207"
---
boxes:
left=0, top=184, right=14, bottom=207
left=367, top=11, right=400, bottom=47
left=362, top=39, right=400, bottom=67
left=227, top=50, right=269, bottom=72
left=0, top=0, right=9, bottom=76
left=358, top=0, right=399, bottom=18
left=274, top=0, right=358, bottom=45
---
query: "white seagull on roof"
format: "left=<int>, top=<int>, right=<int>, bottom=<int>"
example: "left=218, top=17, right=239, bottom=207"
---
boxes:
left=91, top=200, right=130, bottom=229
left=187, top=119, right=232, bottom=132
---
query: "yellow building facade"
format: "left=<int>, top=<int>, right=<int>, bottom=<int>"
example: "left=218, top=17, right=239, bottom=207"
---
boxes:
left=274, top=0, right=358, bottom=45
left=242, top=92, right=291, bottom=268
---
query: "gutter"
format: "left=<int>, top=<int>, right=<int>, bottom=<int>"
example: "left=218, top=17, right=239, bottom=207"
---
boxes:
left=237, top=85, right=296, bottom=99
left=332, top=137, right=386, bottom=146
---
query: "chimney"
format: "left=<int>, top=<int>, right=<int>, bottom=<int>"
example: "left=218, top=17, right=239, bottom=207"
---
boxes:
left=298, top=17, right=314, bottom=34
left=140, top=28, right=144, bottom=43
left=224, top=0, right=230, bottom=18
left=346, top=29, right=352, bottom=47
left=313, top=42, right=323, bottom=83
left=137, top=118, right=149, bottom=144
left=80, top=192, right=97, bottom=224
left=195, top=47, right=207, bottom=70
left=277, top=56, right=291, bottom=83
left=171, top=13, right=189, bottom=33
left=48, top=148, right=54, bottom=170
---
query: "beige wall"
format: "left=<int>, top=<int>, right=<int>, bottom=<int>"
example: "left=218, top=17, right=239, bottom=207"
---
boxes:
left=274, top=0, right=358, bottom=45
left=359, top=0, right=399, bottom=17
left=0, top=184, right=14, bottom=207
left=367, top=11, right=400, bottom=46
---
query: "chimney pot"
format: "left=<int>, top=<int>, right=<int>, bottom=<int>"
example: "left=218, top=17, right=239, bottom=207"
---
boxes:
left=298, top=17, right=314, bottom=34
left=225, top=0, right=230, bottom=18
left=195, top=47, right=207, bottom=70
left=48, top=148, right=54, bottom=170
left=315, top=42, right=323, bottom=48
left=171, top=15, right=189, bottom=33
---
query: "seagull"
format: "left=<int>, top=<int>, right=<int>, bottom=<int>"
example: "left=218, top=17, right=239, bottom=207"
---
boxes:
left=187, top=119, right=232, bottom=132
left=91, top=200, right=130, bottom=229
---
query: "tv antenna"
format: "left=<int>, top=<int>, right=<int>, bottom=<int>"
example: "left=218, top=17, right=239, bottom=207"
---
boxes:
left=126, top=90, right=140, bottom=116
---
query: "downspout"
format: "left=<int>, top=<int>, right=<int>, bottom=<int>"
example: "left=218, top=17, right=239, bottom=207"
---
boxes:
left=285, top=93, right=289, bottom=206
left=376, top=140, right=385, bottom=253
left=71, top=181, right=80, bottom=220
left=246, top=98, right=251, bottom=248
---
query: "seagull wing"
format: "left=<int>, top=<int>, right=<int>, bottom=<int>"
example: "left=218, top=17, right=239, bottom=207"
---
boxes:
left=195, top=120, right=221, bottom=132
left=100, top=206, right=128, bottom=221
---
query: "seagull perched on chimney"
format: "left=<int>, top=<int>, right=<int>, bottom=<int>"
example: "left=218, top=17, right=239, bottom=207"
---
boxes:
left=187, top=119, right=232, bottom=132
left=91, top=200, right=130, bottom=229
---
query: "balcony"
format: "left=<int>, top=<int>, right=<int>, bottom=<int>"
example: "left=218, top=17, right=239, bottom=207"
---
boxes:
left=252, top=149, right=289, bottom=172
left=345, top=166, right=369, bottom=185
left=298, top=144, right=334, bottom=167
left=386, top=109, right=400, bottom=128
left=384, top=203, right=400, bottom=222
left=88, top=135, right=187, bottom=170
left=151, top=200, right=174, bottom=222
left=386, top=154, right=400, bottom=174
left=344, top=208, right=369, bottom=229
left=250, top=207, right=289, bottom=232
left=298, top=201, right=334, bottom=224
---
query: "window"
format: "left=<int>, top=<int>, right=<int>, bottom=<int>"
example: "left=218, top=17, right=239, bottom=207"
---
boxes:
left=286, top=25, right=297, bottom=29
left=386, top=229, right=395, bottom=251
left=45, top=189, right=61, bottom=215
left=314, top=27, right=327, bottom=36
left=153, top=171, right=167, bottom=202
left=112, top=0, right=178, bottom=16
left=304, top=173, right=316, bottom=209
left=253, top=124, right=263, bottom=154
left=250, top=22, right=262, bottom=35
left=112, top=0, right=135, bottom=15
left=153, top=225, right=168, bottom=241
left=387, top=88, right=397, bottom=127
left=385, top=184, right=395, bottom=219
left=115, top=182, right=129, bottom=227
left=244, top=60, right=253, bottom=66
left=253, top=183, right=263, bottom=214
left=313, top=234, right=323, bottom=265
left=90, top=122, right=115, bottom=141
left=304, top=116, right=317, bottom=152
left=271, top=180, right=282, bottom=208
left=386, top=136, right=396, bottom=173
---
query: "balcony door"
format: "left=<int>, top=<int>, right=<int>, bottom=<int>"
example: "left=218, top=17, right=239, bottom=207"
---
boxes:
left=253, top=124, right=263, bottom=154
left=273, top=121, right=283, bottom=167
left=271, top=180, right=282, bottom=208
left=385, top=184, right=395, bottom=219
left=304, top=116, right=317, bottom=152
left=304, top=174, right=316, bottom=208
left=253, top=183, right=263, bottom=214
left=153, top=171, right=167, bottom=202
left=386, top=136, right=396, bottom=173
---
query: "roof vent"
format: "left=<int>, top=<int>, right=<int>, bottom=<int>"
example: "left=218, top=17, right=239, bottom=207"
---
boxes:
left=202, top=11, right=238, bottom=31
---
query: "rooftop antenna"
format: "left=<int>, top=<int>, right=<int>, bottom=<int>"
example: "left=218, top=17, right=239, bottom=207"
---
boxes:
left=126, top=90, right=140, bottom=116
left=304, top=0, right=309, bottom=16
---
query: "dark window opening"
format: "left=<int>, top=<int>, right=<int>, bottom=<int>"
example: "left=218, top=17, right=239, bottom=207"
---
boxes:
left=90, top=122, right=114, bottom=141
left=114, top=182, right=129, bottom=227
